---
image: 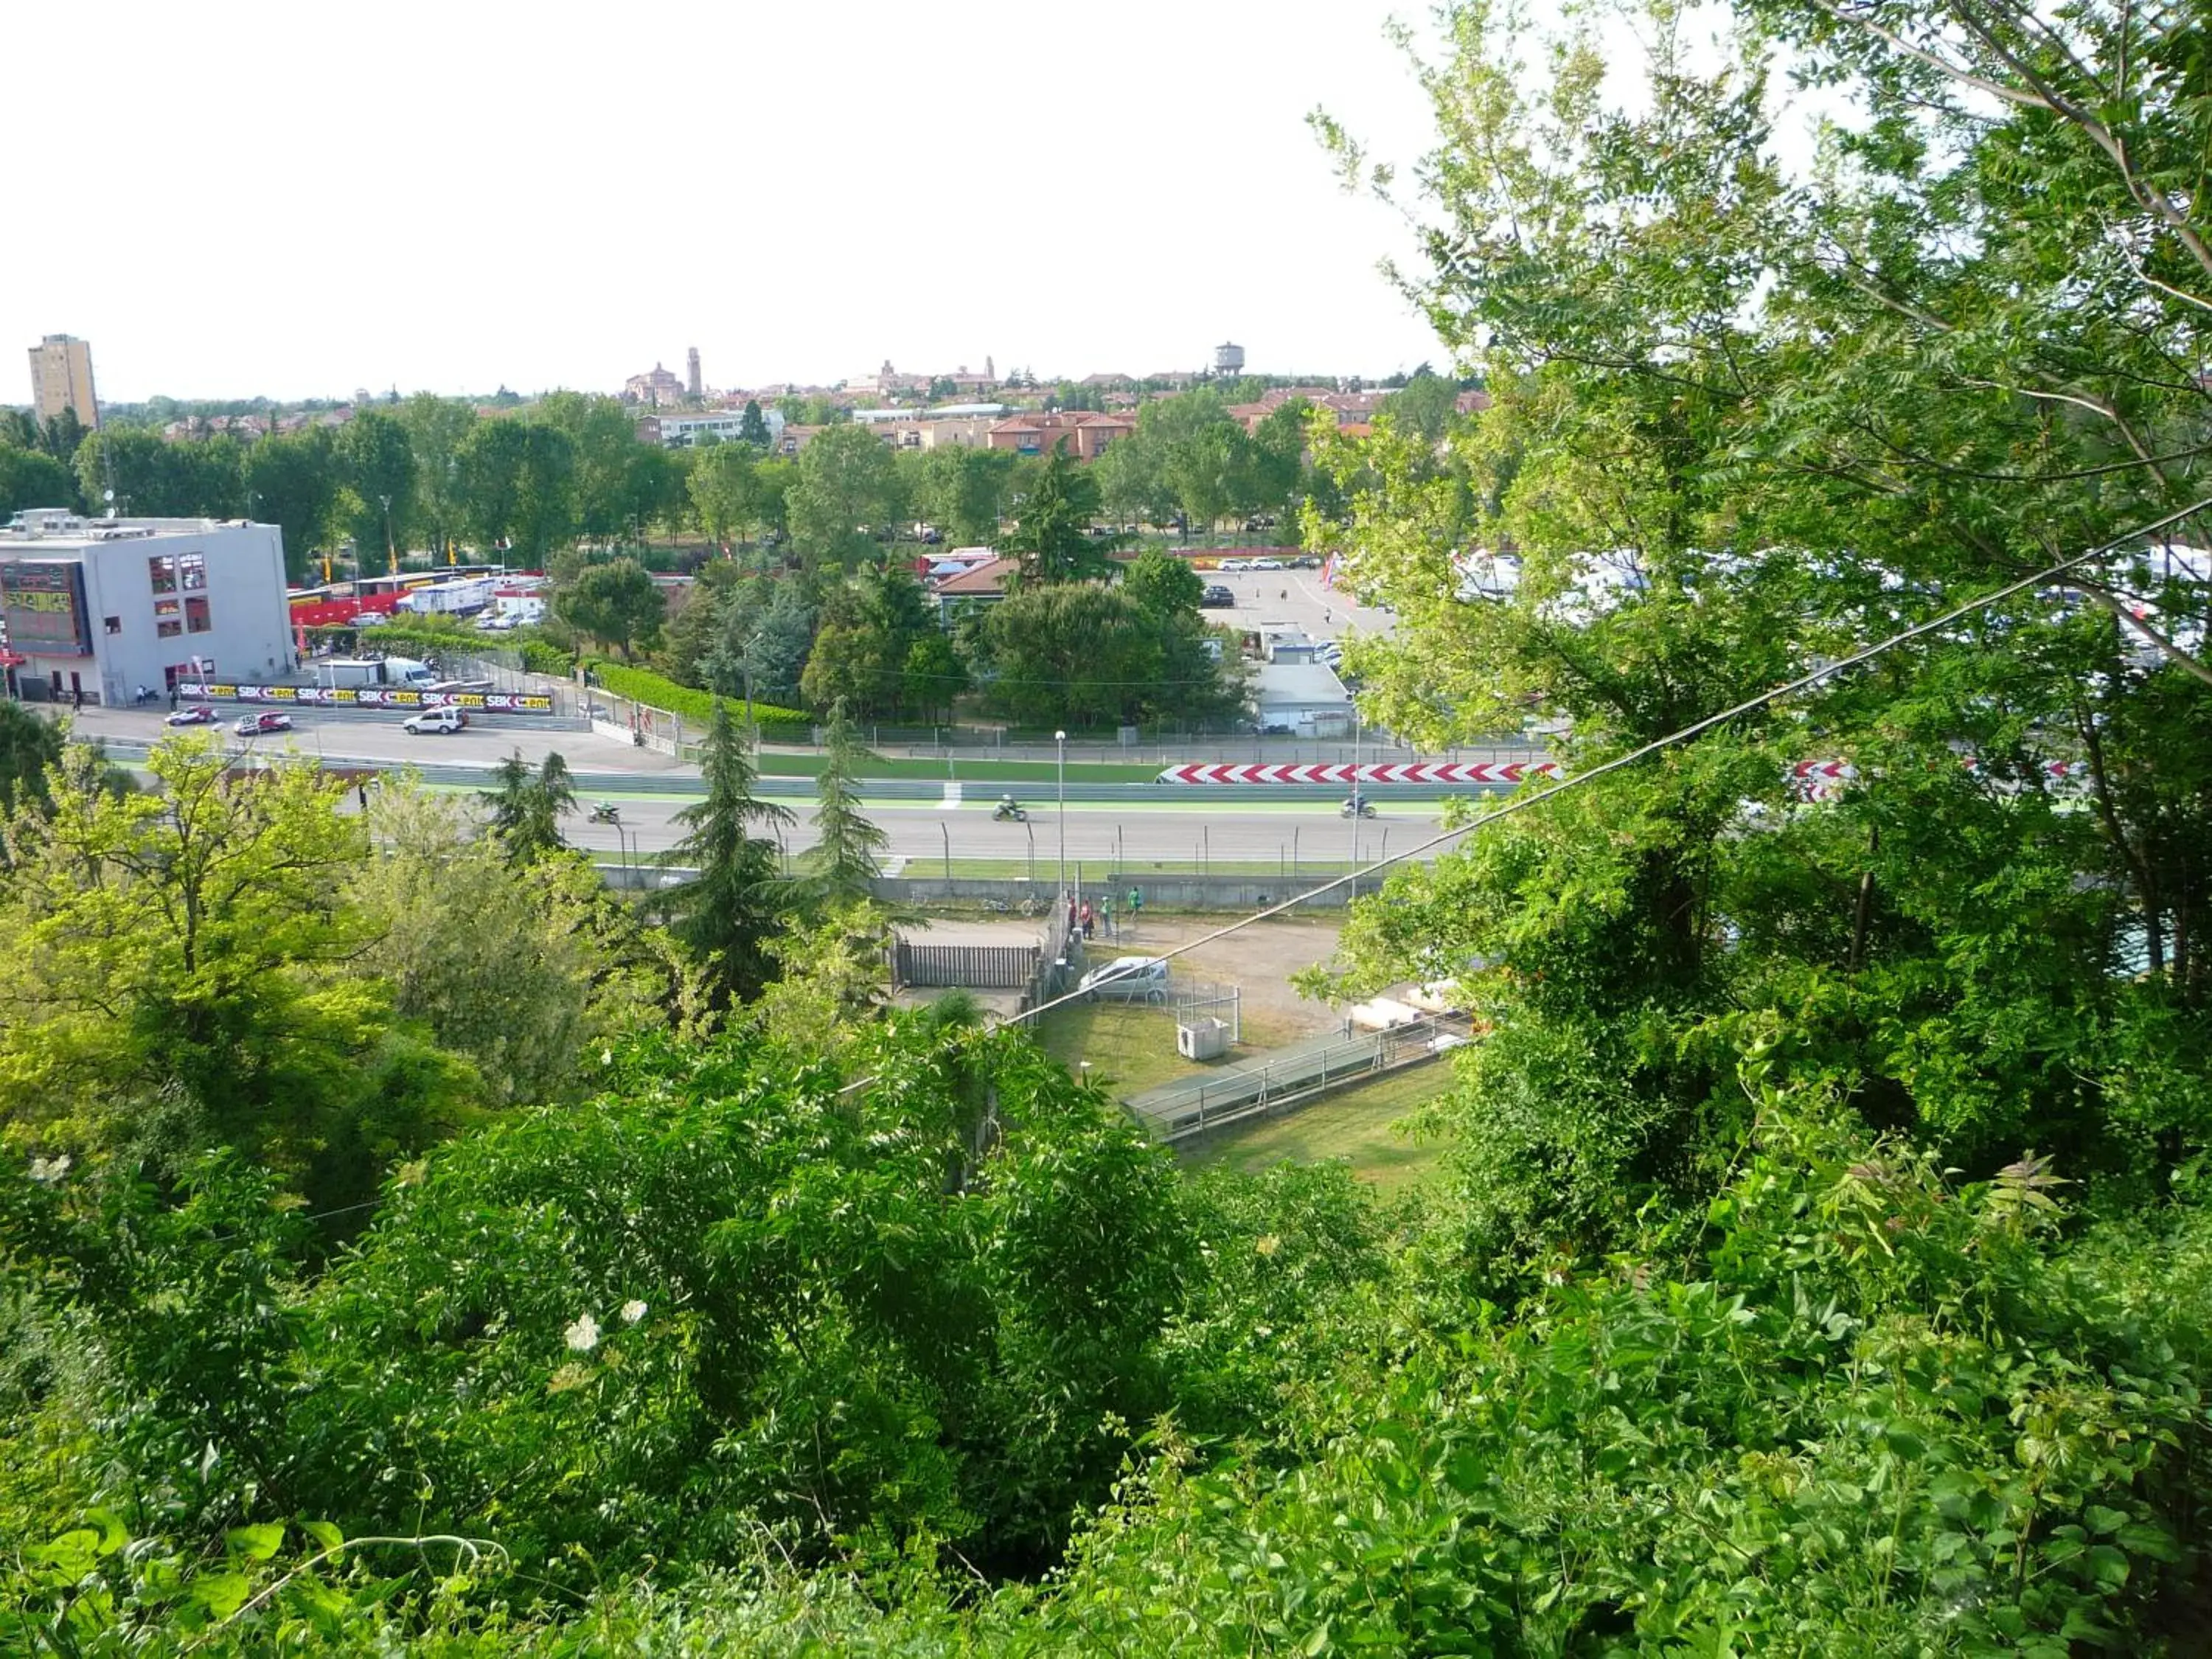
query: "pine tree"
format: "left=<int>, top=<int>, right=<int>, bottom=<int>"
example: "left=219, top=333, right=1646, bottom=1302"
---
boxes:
left=664, top=700, right=793, bottom=1006
left=798, top=700, right=888, bottom=914
left=481, top=750, right=576, bottom=863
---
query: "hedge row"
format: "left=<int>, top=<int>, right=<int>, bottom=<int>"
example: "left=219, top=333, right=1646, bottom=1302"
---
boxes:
left=306, top=621, right=479, bottom=662
left=584, top=660, right=814, bottom=741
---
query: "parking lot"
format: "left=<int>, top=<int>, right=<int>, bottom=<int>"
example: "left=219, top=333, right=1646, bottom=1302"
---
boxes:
left=1194, top=560, right=1398, bottom=648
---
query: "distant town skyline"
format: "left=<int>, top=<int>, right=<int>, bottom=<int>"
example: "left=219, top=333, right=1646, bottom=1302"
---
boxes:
left=4, top=3, right=1461, bottom=406
left=16, top=342, right=1449, bottom=416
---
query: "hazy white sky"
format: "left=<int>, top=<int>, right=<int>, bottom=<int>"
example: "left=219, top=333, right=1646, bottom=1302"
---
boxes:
left=5, top=1, right=1461, bottom=404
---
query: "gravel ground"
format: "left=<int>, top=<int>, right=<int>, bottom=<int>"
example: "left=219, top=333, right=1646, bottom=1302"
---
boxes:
left=896, top=914, right=1346, bottom=1040
left=1092, top=914, right=1346, bottom=1037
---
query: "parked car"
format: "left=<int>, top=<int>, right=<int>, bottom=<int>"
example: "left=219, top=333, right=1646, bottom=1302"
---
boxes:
left=1078, top=956, right=1171, bottom=1004
left=165, top=704, right=218, bottom=726
left=1200, top=585, right=1236, bottom=608
left=400, top=706, right=468, bottom=735
left=351, top=611, right=389, bottom=627
left=1248, top=557, right=1284, bottom=571
left=233, top=711, right=293, bottom=736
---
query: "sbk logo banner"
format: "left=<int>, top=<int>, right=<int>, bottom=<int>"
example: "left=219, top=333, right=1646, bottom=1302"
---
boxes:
left=179, top=682, right=554, bottom=714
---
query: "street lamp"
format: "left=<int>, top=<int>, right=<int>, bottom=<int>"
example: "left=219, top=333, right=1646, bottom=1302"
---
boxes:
left=1055, top=729, right=1068, bottom=902
left=742, top=628, right=764, bottom=733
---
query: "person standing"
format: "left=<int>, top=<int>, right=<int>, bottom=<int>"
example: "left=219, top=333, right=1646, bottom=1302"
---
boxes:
left=1127, top=886, right=1143, bottom=918
left=1099, top=895, right=1116, bottom=939
left=1079, top=900, right=1095, bottom=939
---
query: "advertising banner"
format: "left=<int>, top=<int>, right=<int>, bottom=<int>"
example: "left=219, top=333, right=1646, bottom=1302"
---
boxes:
left=179, top=682, right=554, bottom=714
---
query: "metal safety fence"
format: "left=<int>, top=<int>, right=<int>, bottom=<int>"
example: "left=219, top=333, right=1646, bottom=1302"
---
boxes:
left=1122, top=1012, right=1473, bottom=1142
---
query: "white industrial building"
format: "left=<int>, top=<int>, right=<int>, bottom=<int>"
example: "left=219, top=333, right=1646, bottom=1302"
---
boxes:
left=0, top=510, right=294, bottom=706
left=644, top=409, right=787, bottom=449
left=1252, top=660, right=1355, bottom=737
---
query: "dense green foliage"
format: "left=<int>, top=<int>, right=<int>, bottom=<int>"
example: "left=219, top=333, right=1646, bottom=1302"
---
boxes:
left=10, top=1, right=2212, bottom=1650
left=585, top=658, right=813, bottom=740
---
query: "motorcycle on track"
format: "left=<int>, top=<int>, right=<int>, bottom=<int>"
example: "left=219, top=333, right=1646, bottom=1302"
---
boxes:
left=992, top=796, right=1029, bottom=823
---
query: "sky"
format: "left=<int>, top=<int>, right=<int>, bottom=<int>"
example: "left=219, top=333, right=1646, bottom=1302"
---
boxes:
left=4, top=1, right=1464, bottom=405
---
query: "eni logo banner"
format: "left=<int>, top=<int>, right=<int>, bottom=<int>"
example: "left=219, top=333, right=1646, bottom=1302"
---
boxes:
left=181, top=682, right=554, bottom=714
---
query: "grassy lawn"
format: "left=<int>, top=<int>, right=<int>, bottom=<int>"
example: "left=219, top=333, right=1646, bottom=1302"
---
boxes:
left=1180, top=1062, right=1455, bottom=1194
left=755, top=750, right=1161, bottom=785
left=1035, top=1003, right=1308, bottom=1096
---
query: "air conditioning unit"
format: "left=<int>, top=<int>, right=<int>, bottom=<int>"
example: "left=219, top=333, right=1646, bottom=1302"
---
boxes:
left=1177, top=1019, right=1230, bottom=1061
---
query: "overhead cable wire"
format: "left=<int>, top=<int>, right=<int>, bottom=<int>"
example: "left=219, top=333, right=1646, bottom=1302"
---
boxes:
left=970, top=494, right=2212, bottom=1036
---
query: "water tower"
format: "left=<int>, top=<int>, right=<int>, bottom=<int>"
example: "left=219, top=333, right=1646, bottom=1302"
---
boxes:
left=1213, top=341, right=1245, bottom=376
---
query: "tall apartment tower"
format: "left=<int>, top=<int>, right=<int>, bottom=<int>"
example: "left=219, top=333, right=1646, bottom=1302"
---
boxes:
left=686, top=347, right=702, bottom=399
left=28, top=334, right=100, bottom=429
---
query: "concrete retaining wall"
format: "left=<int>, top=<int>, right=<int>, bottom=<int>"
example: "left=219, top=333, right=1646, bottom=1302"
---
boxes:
left=871, top=872, right=1368, bottom=912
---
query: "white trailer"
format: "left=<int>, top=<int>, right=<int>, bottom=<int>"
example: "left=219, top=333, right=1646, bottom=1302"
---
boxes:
left=397, top=577, right=495, bottom=616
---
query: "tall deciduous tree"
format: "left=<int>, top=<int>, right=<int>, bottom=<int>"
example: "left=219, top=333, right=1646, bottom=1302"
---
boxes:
left=397, top=394, right=479, bottom=561
left=689, top=441, right=762, bottom=550
left=799, top=566, right=934, bottom=717
left=349, top=783, right=675, bottom=1105
left=243, top=428, right=342, bottom=581
left=0, top=699, right=62, bottom=815
left=1121, top=546, right=1204, bottom=616
left=535, top=392, right=644, bottom=547
left=788, top=422, right=903, bottom=569
left=664, top=700, right=793, bottom=1006
left=337, top=408, right=418, bottom=571
left=0, top=442, right=80, bottom=518
left=0, top=740, right=470, bottom=1206
left=555, top=559, right=664, bottom=659
left=915, top=444, right=1018, bottom=545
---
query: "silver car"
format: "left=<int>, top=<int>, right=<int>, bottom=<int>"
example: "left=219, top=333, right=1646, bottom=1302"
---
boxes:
left=1078, top=956, right=1170, bottom=1004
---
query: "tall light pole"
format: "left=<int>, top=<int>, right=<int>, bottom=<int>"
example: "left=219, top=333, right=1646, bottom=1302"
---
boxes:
left=741, top=628, right=764, bottom=733
left=1054, top=728, right=1068, bottom=902
left=1349, top=703, right=1363, bottom=871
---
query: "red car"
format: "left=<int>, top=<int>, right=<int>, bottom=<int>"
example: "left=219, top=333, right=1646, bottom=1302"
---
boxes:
left=165, top=705, right=218, bottom=726
left=233, top=711, right=294, bottom=737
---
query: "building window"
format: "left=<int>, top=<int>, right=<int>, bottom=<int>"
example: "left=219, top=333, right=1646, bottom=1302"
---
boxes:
left=148, top=554, right=178, bottom=594
left=156, top=619, right=182, bottom=639
left=154, top=597, right=180, bottom=619
left=104, top=615, right=121, bottom=635
left=180, top=552, right=207, bottom=591
left=184, top=596, right=212, bottom=633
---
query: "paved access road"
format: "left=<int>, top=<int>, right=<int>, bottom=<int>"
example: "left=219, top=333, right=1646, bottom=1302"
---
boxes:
left=66, top=704, right=1461, bottom=869
left=558, top=794, right=1449, bottom=866
left=73, top=706, right=684, bottom=776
